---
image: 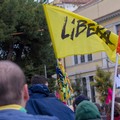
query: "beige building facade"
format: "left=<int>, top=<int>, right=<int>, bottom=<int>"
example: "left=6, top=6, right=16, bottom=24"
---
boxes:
left=63, top=0, right=120, bottom=103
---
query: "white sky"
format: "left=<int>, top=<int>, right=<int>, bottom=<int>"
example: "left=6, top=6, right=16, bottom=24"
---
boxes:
left=34, top=0, right=54, bottom=3
left=49, top=0, right=54, bottom=2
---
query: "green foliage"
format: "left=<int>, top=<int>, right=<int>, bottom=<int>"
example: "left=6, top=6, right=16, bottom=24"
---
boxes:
left=91, top=66, right=113, bottom=103
left=0, top=0, right=56, bottom=82
left=72, top=78, right=82, bottom=98
left=48, top=78, right=57, bottom=93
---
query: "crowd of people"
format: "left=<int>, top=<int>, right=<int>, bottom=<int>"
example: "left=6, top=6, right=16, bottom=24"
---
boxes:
left=0, top=60, right=120, bottom=120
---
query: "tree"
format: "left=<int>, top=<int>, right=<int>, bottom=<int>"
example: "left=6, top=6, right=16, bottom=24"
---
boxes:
left=72, top=78, right=82, bottom=98
left=0, top=0, right=56, bottom=81
left=91, top=66, right=113, bottom=104
left=48, top=78, right=57, bottom=93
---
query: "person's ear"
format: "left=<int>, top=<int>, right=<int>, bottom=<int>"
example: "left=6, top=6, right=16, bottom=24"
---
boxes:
left=23, top=84, right=29, bottom=101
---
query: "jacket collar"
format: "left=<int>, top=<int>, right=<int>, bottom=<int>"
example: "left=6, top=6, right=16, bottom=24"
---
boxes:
left=0, top=104, right=26, bottom=112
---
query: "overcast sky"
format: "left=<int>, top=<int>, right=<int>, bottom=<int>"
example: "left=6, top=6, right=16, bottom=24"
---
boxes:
left=49, top=0, right=54, bottom=2
left=34, top=0, right=54, bottom=3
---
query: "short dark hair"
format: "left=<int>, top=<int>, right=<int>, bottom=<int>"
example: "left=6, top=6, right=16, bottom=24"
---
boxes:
left=0, top=60, right=25, bottom=106
left=31, top=75, right=48, bottom=85
left=73, top=94, right=89, bottom=111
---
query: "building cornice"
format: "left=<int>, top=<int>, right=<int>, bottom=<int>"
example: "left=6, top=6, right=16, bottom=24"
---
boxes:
left=74, top=0, right=102, bottom=13
left=95, top=9, right=120, bottom=23
left=68, top=66, right=115, bottom=78
left=56, top=0, right=91, bottom=4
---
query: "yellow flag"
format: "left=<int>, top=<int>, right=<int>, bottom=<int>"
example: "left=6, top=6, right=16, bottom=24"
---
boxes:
left=43, top=4, right=119, bottom=62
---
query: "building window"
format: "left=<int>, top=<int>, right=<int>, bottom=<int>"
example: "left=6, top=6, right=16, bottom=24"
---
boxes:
left=82, top=77, right=87, bottom=96
left=89, top=76, right=96, bottom=102
left=88, top=54, right=92, bottom=61
left=73, top=54, right=93, bottom=64
left=81, top=55, right=85, bottom=63
left=74, top=55, right=78, bottom=64
left=116, top=24, right=120, bottom=34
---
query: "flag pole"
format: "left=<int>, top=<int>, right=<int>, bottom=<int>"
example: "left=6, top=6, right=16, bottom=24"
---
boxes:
left=111, top=53, right=119, bottom=120
left=44, top=64, right=47, bottom=78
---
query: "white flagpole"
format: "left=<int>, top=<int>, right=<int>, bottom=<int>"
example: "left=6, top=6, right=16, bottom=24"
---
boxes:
left=111, top=53, right=119, bottom=120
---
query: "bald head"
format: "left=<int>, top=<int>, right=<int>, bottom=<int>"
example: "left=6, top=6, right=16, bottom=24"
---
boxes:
left=0, top=60, right=26, bottom=106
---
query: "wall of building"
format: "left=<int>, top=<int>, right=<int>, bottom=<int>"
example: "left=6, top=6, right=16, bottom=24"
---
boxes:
left=75, top=0, right=120, bottom=20
left=64, top=0, right=120, bottom=103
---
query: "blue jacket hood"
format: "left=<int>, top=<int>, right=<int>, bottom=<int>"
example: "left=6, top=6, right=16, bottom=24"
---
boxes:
left=26, top=84, right=75, bottom=120
left=29, top=84, right=50, bottom=97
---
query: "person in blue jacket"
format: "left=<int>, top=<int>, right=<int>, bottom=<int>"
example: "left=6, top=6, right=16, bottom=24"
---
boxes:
left=26, top=75, right=75, bottom=120
left=0, top=60, right=59, bottom=120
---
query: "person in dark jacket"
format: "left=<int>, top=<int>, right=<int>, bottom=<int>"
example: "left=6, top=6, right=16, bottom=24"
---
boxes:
left=26, top=75, right=75, bottom=120
left=0, top=61, right=58, bottom=120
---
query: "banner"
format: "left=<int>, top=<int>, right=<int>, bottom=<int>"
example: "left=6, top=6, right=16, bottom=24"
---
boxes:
left=43, top=4, right=120, bottom=62
left=56, top=61, right=73, bottom=102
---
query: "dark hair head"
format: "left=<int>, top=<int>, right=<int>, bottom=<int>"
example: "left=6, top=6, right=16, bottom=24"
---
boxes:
left=73, top=94, right=89, bottom=111
left=31, top=75, right=48, bottom=85
left=0, top=60, right=25, bottom=106
left=75, top=94, right=89, bottom=105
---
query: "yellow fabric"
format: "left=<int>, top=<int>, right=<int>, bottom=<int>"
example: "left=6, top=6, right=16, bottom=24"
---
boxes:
left=0, top=104, right=22, bottom=110
left=0, top=104, right=26, bottom=112
left=43, top=4, right=120, bottom=63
